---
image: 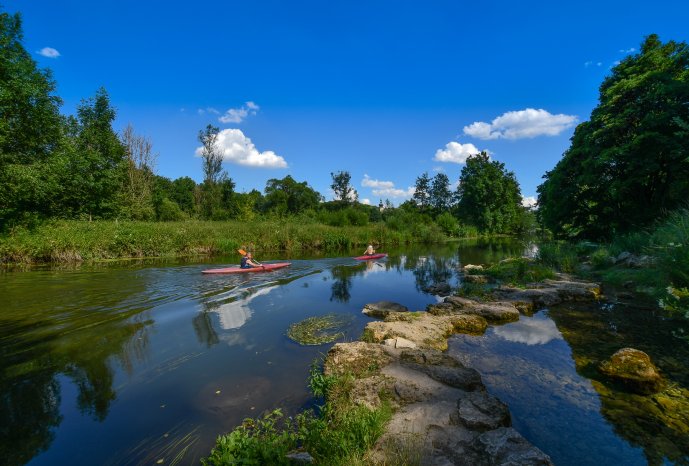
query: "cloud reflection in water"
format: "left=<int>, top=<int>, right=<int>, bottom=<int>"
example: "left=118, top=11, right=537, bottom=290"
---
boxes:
left=493, top=314, right=563, bottom=345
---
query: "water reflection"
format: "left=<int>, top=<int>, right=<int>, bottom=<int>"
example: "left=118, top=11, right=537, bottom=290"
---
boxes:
left=548, top=301, right=689, bottom=465
left=493, top=314, right=563, bottom=345
left=0, top=271, right=154, bottom=466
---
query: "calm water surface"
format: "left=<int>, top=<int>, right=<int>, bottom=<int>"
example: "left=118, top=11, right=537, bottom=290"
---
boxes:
left=1, top=239, right=688, bottom=465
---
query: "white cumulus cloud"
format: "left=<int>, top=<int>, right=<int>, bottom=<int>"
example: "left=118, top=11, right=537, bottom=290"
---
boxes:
left=362, top=174, right=395, bottom=189
left=219, top=101, right=260, bottom=123
left=463, top=108, right=578, bottom=140
left=37, top=47, right=60, bottom=58
left=522, top=196, right=537, bottom=208
left=360, top=175, right=415, bottom=199
left=434, top=142, right=481, bottom=164
left=361, top=198, right=371, bottom=205
left=372, top=186, right=415, bottom=199
left=195, top=129, right=287, bottom=168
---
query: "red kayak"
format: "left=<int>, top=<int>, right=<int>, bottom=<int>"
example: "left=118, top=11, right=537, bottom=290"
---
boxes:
left=354, top=253, right=387, bottom=261
left=202, top=263, right=291, bottom=274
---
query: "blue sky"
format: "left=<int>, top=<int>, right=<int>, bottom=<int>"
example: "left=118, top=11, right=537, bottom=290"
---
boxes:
left=11, top=0, right=689, bottom=205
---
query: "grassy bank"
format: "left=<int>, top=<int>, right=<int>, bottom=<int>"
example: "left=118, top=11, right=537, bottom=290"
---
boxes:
left=534, top=208, right=689, bottom=316
left=0, top=218, right=449, bottom=264
left=203, top=363, right=391, bottom=466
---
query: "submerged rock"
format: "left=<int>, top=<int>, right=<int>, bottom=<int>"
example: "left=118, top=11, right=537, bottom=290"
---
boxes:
left=599, top=348, right=664, bottom=394
left=362, top=301, right=410, bottom=318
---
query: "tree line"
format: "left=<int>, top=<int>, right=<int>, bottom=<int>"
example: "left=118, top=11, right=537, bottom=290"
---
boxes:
left=0, top=7, right=530, bottom=236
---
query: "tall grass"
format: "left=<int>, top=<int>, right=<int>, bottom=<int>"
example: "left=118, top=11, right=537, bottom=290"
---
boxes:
left=0, top=219, right=446, bottom=264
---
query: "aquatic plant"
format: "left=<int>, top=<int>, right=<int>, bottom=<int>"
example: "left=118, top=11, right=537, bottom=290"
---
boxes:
left=286, top=314, right=353, bottom=345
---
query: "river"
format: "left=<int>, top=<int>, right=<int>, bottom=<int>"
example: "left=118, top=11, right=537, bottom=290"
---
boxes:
left=1, top=239, right=688, bottom=465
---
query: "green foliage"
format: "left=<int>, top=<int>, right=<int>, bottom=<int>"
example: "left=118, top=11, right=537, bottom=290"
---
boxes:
left=202, top=409, right=297, bottom=466
left=317, top=208, right=369, bottom=227
left=590, top=248, right=613, bottom=269
left=330, top=171, right=357, bottom=204
left=536, top=241, right=579, bottom=273
left=203, top=365, right=392, bottom=466
left=264, top=175, right=323, bottom=216
left=485, top=258, right=555, bottom=285
left=659, top=286, right=689, bottom=317
left=538, top=35, right=689, bottom=240
left=456, top=152, right=523, bottom=234
left=649, top=208, right=689, bottom=288
left=430, top=172, right=452, bottom=213
left=435, top=211, right=460, bottom=237
left=455, top=282, right=493, bottom=300
left=413, top=172, right=431, bottom=211
left=0, top=9, right=62, bottom=165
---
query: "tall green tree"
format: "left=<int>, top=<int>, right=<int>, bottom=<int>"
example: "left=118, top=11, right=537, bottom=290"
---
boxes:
left=538, top=35, right=689, bottom=239
left=430, top=172, right=452, bottom=213
left=264, top=175, right=323, bottom=216
left=0, top=9, right=62, bottom=164
left=61, top=88, right=127, bottom=219
left=120, top=124, right=156, bottom=220
left=197, top=124, right=228, bottom=219
left=330, top=171, right=357, bottom=204
left=0, top=9, right=65, bottom=228
left=456, top=152, right=522, bottom=233
left=413, top=172, right=431, bottom=211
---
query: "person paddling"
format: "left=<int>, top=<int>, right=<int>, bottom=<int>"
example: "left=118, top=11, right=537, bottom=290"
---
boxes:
left=240, top=251, right=262, bottom=269
left=363, top=244, right=375, bottom=256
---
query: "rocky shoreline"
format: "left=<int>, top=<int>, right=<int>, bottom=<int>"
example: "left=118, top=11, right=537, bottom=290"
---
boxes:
left=322, top=274, right=602, bottom=465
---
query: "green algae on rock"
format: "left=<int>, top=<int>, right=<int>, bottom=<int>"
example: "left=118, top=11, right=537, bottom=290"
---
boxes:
left=287, top=314, right=353, bottom=345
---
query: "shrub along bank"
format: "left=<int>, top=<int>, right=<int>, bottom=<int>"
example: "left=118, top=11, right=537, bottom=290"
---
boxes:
left=535, top=208, right=689, bottom=317
left=0, top=218, right=451, bottom=264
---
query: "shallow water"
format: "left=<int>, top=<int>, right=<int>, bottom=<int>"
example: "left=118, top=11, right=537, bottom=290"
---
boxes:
left=1, top=238, right=688, bottom=465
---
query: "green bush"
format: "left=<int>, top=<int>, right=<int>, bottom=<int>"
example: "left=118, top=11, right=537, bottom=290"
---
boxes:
left=485, top=258, right=555, bottom=285
left=202, top=409, right=297, bottom=466
left=650, top=208, right=689, bottom=288
left=536, top=241, right=578, bottom=273
left=435, top=212, right=460, bottom=237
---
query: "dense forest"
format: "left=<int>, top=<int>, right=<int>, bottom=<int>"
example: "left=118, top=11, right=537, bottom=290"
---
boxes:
left=0, top=7, right=530, bottom=237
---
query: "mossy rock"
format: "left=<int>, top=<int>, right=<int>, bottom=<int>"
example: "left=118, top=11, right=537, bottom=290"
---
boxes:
left=599, top=348, right=664, bottom=394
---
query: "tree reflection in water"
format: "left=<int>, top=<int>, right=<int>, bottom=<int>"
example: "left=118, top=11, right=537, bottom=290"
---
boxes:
left=0, top=273, right=153, bottom=466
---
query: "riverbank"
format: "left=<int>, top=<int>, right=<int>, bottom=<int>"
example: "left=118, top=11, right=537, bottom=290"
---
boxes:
left=0, top=219, right=452, bottom=265
left=203, top=260, right=603, bottom=465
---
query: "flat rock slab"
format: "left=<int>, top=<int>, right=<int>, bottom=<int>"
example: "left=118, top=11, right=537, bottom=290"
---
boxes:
left=363, top=301, right=410, bottom=318
left=452, top=390, right=511, bottom=431
left=429, top=297, right=520, bottom=323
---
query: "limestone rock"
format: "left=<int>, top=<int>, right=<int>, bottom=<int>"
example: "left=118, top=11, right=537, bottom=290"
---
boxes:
left=452, top=391, right=511, bottom=431
left=463, top=264, right=484, bottom=273
left=599, top=347, right=664, bottom=394
left=363, top=300, right=410, bottom=318
left=428, top=296, right=520, bottom=323
left=470, top=427, right=553, bottom=465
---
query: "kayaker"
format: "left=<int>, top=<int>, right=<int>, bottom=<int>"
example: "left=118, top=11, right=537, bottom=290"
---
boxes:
left=363, top=244, right=375, bottom=256
left=240, top=252, right=262, bottom=268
